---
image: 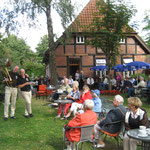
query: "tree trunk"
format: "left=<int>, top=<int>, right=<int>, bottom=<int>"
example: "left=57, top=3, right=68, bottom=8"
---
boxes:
left=46, top=5, right=57, bottom=86
left=106, top=55, right=112, bottom=90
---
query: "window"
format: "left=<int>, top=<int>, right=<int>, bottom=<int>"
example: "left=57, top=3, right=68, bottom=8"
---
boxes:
left=123, top=58, right=133, bottom=77
left=96, top=59, right=106, bottom=78
left=120, top=38, right=125, bottom=43
left=97, top=48, right=103, bottom=53
left=96, top=59, right=106, bottom=66
left=123, top=58, right=133, bottom=64
left=76, top=36, right=85, bottom=43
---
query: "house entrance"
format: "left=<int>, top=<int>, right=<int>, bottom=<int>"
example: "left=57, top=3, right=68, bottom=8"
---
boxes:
left=69, top=58, right=80, bottom=80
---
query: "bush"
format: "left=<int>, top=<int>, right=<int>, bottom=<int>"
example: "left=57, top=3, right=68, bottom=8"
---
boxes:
left=131, top=73, right=148, bottom=81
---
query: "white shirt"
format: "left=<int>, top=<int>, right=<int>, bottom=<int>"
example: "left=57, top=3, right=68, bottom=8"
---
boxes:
left=125, top=108, right=145, bottom=124
left=87, top=77, right=94, bottom=85
left=68, top=78, right=74, bottom=86
left=75, top=73, right=79, bottom=80
left=111, top=78, right=116, bottom=86
left=103, top=78, right=108, bottom=84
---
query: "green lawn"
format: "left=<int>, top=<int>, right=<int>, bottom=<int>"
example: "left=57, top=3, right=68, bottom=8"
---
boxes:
left=0, top=94, right=149, bottom=150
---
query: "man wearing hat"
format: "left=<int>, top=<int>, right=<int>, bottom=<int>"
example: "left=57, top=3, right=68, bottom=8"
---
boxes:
left=91, top=89, right=102, bottom=117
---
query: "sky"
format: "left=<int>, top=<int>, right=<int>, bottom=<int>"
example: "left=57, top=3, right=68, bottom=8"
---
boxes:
left=0, top=0, right=150, bottom=52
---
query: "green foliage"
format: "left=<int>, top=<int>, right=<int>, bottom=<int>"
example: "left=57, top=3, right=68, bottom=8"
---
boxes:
left=131, top=73, right=148, bottom=81
left=85, top=0, right=136, bottom=68
left=143, top=10, right=150, bottom=47
left=0, top=35, right=6, bottom=94
left=36, top=35, right=49, bottom=57
left=23, top=60, right=45, bottom=79
left=1, top=34, right=31, bottom=67
left=0, top=34, right=45, bottom=79
left=0, top=0, right=76, bottom=86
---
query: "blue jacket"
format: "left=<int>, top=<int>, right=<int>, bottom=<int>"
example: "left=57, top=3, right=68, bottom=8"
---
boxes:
left=92, top=97, right=102, bottom=113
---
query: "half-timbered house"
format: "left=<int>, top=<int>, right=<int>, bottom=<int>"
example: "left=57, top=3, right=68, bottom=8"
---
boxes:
left=43, top=0, right=150, bottom=79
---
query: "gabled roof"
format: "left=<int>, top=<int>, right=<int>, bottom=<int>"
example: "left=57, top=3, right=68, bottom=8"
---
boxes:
left=68, top=0, right=135, bottom=33
left=67, top=0, right=150, bottom=53
left=69, top=0, right=98, bottom=32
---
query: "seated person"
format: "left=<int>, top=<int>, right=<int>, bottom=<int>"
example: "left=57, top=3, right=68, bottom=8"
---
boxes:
left=129, top=76, right=135, bottom=84
left=94, top=75, right=100, bottom=89
left=99, top=75, right=108, bottom=90
left=111, top=76, right=117, bottom=90
left=94, top=95, right=127, bottom=148
left=134, top=76, right=146, bottom=95
left=52, top=78, right=72, bottom=100
left=87, top=75, right=94, bottom=90
left=123, top=97, right=149, bottom=150
left=65, top=85, right=92, bottom=118
left=38, top=75, right=46, bottom=85
left=120, top=77, right=134, bottom=97
left=68, top=75, right=74, bottom=88
left=64, top=100, right=97, bottom=150
left=56, top=81, right=80, bottom=119
left=91, top=89, right=102, bottom=118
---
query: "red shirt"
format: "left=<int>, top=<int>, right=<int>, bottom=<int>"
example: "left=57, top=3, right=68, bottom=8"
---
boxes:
left=76, top=90, right=92, bottom=104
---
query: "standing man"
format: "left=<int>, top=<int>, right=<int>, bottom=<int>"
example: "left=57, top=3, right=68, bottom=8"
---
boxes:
left=4, top=66, right=20, bottom=120
left=18, top=69, right=33, bottom=118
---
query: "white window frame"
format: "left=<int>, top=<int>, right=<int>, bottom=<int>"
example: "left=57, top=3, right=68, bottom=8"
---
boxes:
left=76, top=36, right=85, bottom=43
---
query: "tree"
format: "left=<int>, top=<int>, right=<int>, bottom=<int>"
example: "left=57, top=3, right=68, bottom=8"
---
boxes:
left=143, top=10, right=150, bottom=47
left=0, top=0, right=75, bottom=86
left=1, top=34, right=45, bottom=78
left=0, top=34, right=10, bottom=95
left=2, top=34, right=31, bottom=66
left=36, top=35, right=49, bottom=58
left=85, top=0, right=136, bottom=89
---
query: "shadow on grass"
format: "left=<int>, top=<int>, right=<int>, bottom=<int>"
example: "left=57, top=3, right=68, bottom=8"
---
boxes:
left=46, top=136, right=63, bottom=149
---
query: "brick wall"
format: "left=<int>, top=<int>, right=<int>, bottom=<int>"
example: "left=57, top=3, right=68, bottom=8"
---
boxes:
left=52, top=35, right=149, bottom=79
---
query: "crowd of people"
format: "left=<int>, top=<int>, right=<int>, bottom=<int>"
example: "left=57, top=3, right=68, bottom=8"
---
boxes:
left=51, top=72, right=149, bottom=150
left=3, top=67, right=150, bottom=150
left=63, top=93, right=149, bottom=150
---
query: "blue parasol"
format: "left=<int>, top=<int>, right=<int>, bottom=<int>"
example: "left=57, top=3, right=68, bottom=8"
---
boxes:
left=90, top=65, right=108, bottom=71
left=125, top=61, right=150, bottom=70
left=111, top=64, right=131, bottom=72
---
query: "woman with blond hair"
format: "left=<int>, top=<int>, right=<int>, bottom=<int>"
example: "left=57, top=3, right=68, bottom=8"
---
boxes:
left=123, top=97, right=149, bottom=150
left=56, top=81, right=80, bottom=119
left=65, top=85, right=92, bottom=118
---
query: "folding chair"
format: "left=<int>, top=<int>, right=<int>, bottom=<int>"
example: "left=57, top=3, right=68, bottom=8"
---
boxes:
left=36, top=84, right=47, bottom=99
left=63, top=124, right=96, bottom=150
left=100, top=120, right=123, bottom=150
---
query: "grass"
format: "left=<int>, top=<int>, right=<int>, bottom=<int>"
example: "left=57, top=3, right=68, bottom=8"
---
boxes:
left=0, top=94, right=149, bottom=150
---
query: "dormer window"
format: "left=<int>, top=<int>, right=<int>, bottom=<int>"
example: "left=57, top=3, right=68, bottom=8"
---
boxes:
left=76, top=36, right=85, bottom=43
left=120, top=38, right=125, bottom=43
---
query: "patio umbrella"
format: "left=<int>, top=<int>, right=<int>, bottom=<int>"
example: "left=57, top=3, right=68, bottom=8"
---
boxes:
left=90, top=65, right=108, bottom=71
left=111, top=64, right=129, bottom=72
left=125, top=61, right=150, bottom=70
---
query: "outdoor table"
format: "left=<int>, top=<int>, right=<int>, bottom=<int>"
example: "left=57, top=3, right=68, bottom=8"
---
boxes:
left=54, top=99, right=73, bottom=117
left=127, top=129, right=150, bottom=150
left=54, top=99, right=73, bottom=104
